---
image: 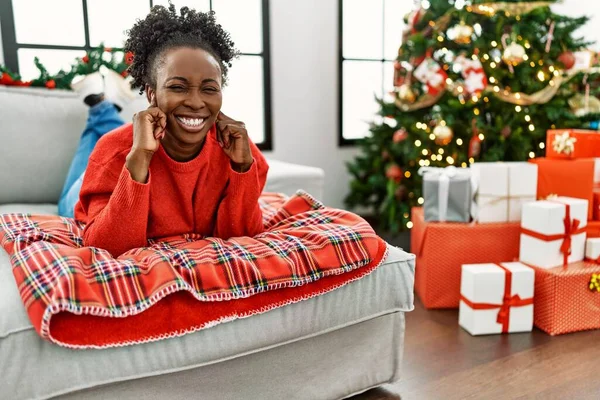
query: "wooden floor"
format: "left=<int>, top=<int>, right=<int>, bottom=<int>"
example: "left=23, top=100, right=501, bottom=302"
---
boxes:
left=352, top=297, right=600, bottom=400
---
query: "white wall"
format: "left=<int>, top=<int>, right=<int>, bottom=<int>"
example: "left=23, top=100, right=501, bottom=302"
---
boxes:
left=263, top=0, right=359, bottom=209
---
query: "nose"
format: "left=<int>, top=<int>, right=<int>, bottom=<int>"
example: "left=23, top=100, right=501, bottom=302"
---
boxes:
left=182, top=89, right=206, bottom=110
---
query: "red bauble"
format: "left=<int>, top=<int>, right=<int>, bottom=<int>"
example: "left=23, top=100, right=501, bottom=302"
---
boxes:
left=0, top=73, right=14, bottom=84
left=45, top=80, right=56, bottom=89
left=82, top=55, right=89, bottom=64
left=386, top=164, right=403, bottom=183
left=125, top=51, right=134, bottom=65
left=393, top=128, right=408, bottom=143
left=121, top=69, right=129, bottom=77
left=558, top=51, right=575, bottom=70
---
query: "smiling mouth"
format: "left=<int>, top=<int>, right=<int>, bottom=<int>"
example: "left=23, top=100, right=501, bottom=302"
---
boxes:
left=175, top=116, right=208, bottom=133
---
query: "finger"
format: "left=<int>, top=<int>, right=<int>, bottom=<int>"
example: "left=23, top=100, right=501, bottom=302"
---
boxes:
left=217, top=111, right=233, bottom=122
left=147, top=108, right=167, bottom=130
left=220, top=125, right=232, bottom=149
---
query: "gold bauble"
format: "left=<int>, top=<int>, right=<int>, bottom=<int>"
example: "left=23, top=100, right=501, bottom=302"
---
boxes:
left=568, top=94, right=600, bottom=116
left=502, top=42, right=526, bottom=66
left=397, top=84, right=416, bottom=104
left=433, top=124, right=453, bottom=145
left=450, top=23, right=474, bottom=44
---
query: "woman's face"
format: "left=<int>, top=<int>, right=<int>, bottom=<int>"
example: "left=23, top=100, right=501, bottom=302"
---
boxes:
left=147, top=47, right=223, bottom=151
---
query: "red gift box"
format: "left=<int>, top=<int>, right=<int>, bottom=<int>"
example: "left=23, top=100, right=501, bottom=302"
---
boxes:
left=546, top=129, right=600, bottom=159
left=533, top=261, right=600, bottom=335
left=529, top=157, right=595, bottom=220
left=411, top=207, right=521, bottom=309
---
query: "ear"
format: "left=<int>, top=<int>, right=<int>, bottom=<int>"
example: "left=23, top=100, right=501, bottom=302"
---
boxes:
left=145, top=84, right=155, bottom=105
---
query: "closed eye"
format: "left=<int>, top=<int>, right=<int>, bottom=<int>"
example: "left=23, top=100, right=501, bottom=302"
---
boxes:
left=168, top=86, right=186, bottom=91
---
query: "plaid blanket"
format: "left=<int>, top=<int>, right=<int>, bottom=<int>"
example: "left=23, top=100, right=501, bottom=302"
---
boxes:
left=0, top=191, right=387, bottom=349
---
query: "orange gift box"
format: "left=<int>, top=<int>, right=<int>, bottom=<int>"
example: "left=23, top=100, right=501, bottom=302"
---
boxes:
left=546, top=129, right=600, bottom=159
left=533, top=262, right=600, bottom=335
left=529, top=158, right=594, bottom=220
left=411, top=207, right=521, bottom=309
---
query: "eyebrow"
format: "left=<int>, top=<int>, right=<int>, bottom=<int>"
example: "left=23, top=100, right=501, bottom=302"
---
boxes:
left=166, top=77, right=220, bottom=84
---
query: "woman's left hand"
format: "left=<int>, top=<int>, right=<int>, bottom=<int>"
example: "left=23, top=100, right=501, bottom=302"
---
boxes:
left=216, top=112, right=254, bottom=173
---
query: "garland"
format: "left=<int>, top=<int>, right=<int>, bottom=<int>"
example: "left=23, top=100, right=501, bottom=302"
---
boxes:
left=0, top=45, right=133, bottom=90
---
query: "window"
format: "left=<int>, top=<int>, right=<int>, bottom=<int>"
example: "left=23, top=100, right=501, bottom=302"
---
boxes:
left=338, top=0, right=414, bottom=146
left=0, top=0, right=272, bottom=150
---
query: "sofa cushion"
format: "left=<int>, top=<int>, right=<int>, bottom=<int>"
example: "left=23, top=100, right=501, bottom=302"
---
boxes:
left=0, top=241, right=414, bottom=400
left=0, top=86, right=147, bottom=204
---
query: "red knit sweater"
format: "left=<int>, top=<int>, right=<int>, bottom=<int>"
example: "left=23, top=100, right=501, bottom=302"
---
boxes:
left=74, top=123, right=268, bottom=257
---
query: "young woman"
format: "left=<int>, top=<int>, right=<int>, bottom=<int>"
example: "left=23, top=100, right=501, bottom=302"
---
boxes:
left=75, top=5, right=269, bottom=257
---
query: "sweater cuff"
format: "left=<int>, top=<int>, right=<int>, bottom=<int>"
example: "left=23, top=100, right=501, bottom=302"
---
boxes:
left=228, top=159, right=258, bottom=195
left=113, top=164, right=152, bottom=207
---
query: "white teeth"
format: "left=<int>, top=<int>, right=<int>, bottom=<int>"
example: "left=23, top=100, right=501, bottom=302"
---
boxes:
left=177, top=116, right=204, bottom=127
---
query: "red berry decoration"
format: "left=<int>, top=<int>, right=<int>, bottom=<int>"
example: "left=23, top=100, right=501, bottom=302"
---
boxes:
left=82, top=55, right=89, bottom=64
left=558, top=51, right=575, bottom=70
left=393, top=128, right=408, bottom=143
left=125, top=51, right=134, bottom=65
left=45, top=80, right=56, bottom=89
left=0, top=73, right=14, bottom=84
left=386, top=164, right=403, bottom=183
left=104, top=47, right=112, bottom=52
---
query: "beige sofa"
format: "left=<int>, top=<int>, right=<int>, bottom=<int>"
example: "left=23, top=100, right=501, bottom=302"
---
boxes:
left=0, top=86, right=415, bottom=400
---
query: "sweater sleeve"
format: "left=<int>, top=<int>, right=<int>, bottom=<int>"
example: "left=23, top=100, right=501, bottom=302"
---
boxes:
left=76, top=158, right=151, bottom=257
left=213, top=143, right=269, bottom=239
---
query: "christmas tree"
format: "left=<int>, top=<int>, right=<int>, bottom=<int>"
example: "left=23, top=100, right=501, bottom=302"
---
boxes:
left=345, top=0, right=600, bottom=233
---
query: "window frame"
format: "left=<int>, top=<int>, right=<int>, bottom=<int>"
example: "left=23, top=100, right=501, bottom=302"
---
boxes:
left=0, top=0, right=273, bottom=151
left=338, top=0, right=400, bottom=147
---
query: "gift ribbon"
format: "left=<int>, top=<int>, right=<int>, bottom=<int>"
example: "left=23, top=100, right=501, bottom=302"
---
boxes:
left=419, top=166, right=472, bottom=222
left=460, top=264, right=533, bottom=333
left=520, top=201, right=585, bottom=265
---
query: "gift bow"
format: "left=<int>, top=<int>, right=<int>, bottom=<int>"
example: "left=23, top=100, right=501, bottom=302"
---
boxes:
left=551, top=131, right=577, bottom=156
left=460, top=264, right=533, bottom=333
left=560, top=211, right=580, bottom=263
left=520, top=201, right=585, bottom=266
left=419, top=166, right=473, bottom=222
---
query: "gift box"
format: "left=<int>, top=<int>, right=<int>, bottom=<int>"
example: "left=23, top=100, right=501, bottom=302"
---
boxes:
left=594, top=189, right=600, bottom=221
left=546, top=129, right=600, bottom=159
left=529, top=157, right=594, bottom=219
left=594, top=158, right=600, bottom=185
left=459, top=262, right=534, bottom=335
left=533, top=262, right=600, bottom=335
left=471, top=162, right=537, bottom=223
left=411, top=207, right=521, bottom=309
left=588, top=221, right=600, bottom=238
left=520, top=197, right=588, bottom=269
left=419, top=166, right=473, bottom=222
left=586, top=238, right=600, bottom=261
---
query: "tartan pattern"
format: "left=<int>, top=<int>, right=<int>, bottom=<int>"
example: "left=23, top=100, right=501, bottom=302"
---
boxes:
left=0, top=190, right=386, bottom=348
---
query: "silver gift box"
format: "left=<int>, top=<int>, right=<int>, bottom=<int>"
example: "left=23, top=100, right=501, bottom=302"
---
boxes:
left=420, top=167, right=473, bottom=222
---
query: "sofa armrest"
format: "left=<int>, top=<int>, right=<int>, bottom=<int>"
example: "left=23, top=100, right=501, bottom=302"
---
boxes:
left=264, top=159, right=325, bottom=200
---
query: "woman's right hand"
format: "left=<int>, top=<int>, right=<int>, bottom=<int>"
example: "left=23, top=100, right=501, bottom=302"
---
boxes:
left=132, top=97, right=167, bottom=154
left=126, top=97, right=167, bottom=183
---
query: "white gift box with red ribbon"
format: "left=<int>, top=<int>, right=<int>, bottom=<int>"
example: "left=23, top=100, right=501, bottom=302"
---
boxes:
left=459, top=262, right=535, bottom=336
left=586, top=238, right=600, bottom=261
left=519, top=196, right=588, bottom=269
left=471, top=162, right=538, bottom=223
